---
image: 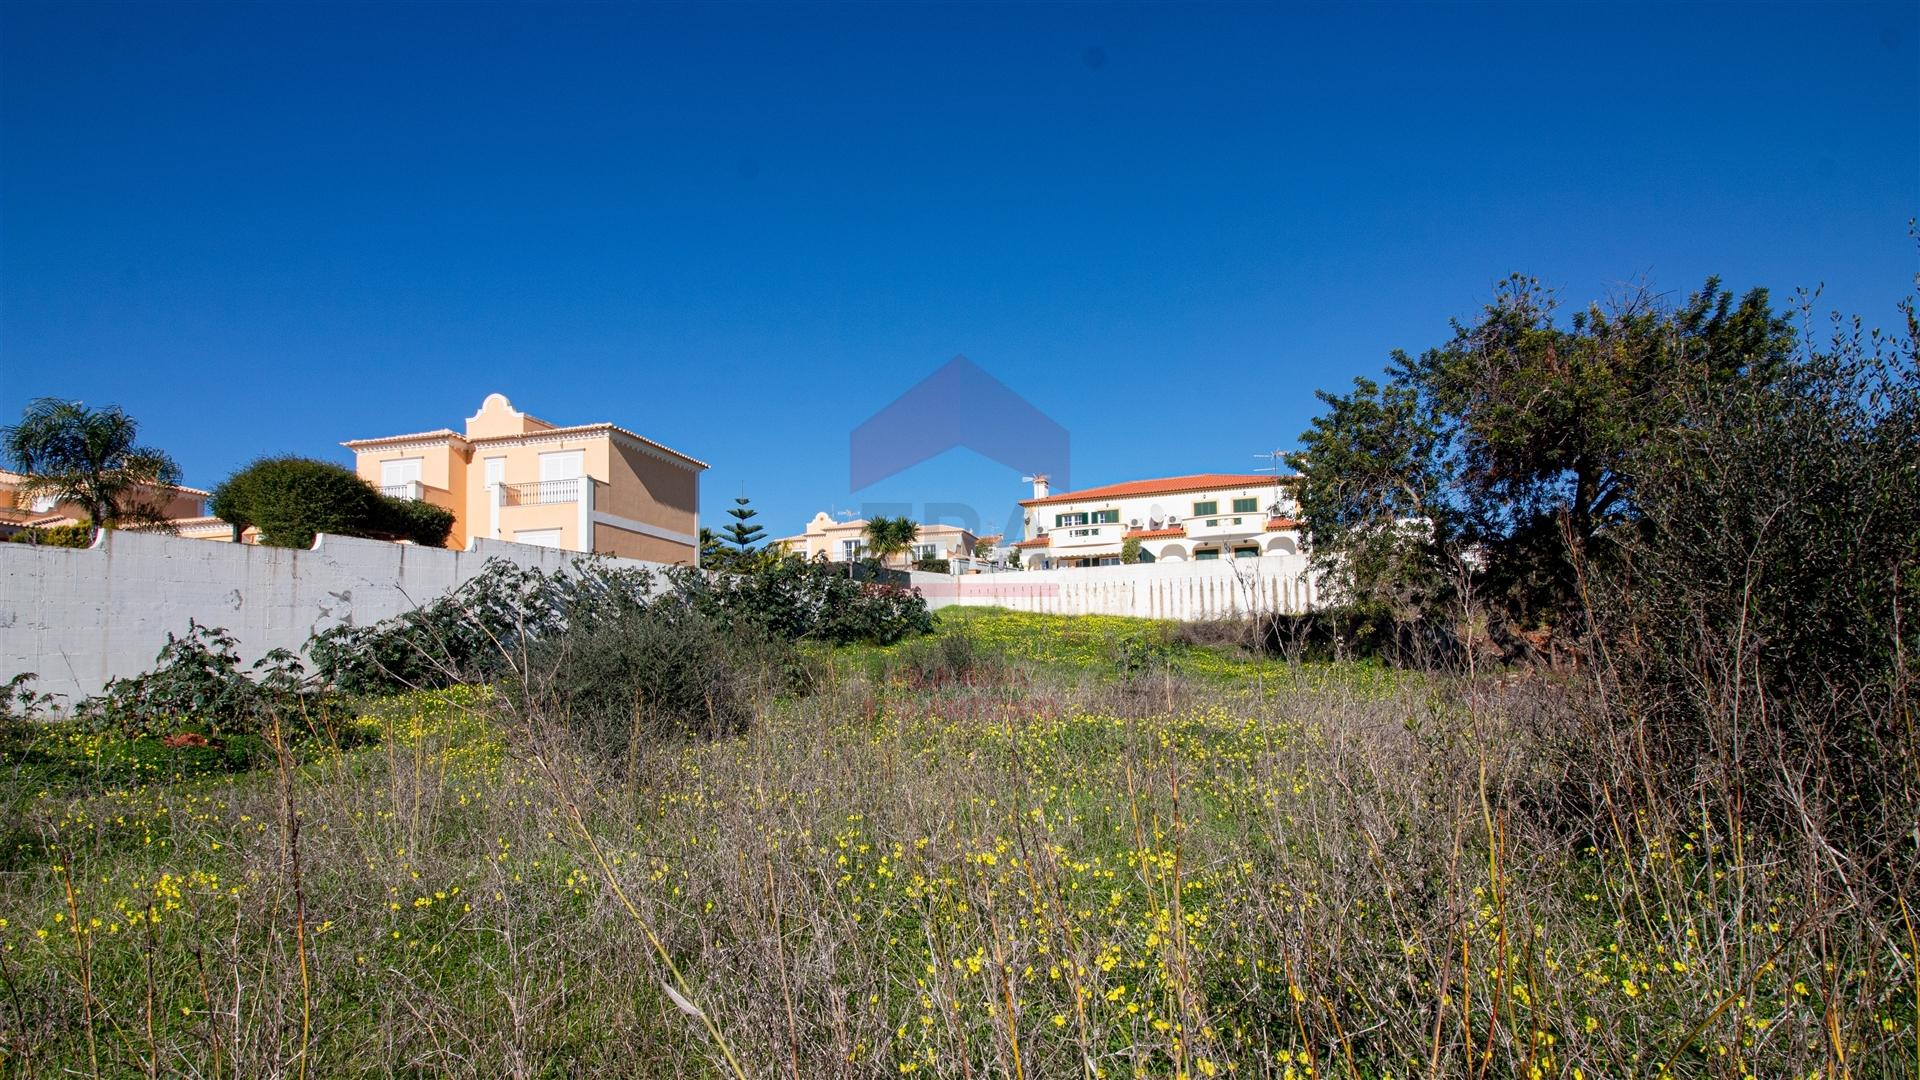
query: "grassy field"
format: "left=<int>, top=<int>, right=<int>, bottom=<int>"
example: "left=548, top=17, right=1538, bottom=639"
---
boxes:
left=0, top=609, right=1911, bottom=1078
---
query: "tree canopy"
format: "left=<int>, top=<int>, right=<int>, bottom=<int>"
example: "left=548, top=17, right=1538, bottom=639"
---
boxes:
left=2, top=398, right=184, bottom=529
left=1290, top=276, right=1801, bottom=635
left=862, top=516, right=919, bottom=567
left=723, top=495, right=765, bottom=552
left=212, top=456, right=454, bottom=549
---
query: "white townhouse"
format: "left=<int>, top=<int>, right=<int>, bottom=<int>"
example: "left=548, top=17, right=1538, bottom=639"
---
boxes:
left=1012, top=473, right=1302, bottom=569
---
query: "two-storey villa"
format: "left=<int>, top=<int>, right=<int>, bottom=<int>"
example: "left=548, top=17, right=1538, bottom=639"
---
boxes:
left=773, top=511, right=979, bottom=568
left=343, top=393, right=705, bottom=563
left=1013, top=473, right=1301, bottom=569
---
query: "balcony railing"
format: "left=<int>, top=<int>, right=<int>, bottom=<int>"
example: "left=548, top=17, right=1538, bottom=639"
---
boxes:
left=500, top=479, right=589, bottom=506
left=379, top=481, right=427, bottom=500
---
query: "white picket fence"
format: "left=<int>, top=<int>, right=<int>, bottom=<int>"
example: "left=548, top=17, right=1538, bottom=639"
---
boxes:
left=909, top=555, right=1318, bottom=621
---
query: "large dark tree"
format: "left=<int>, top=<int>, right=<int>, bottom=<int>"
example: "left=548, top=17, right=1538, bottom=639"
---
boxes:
left=2, top=398, right=184, bottom=529
left=1291, top=276, right=1795, bottom=634
left=213, top=456, right=453, bottom=549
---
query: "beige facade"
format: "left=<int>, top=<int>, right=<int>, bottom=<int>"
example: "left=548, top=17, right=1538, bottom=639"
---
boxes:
left=343, top=393, right=705, bottom=564
left=774, top=511, right=979, bottom=568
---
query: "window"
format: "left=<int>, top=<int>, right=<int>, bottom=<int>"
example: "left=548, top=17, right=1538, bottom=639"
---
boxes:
left=1234, top=547, right=1259, bottom=559
left=1090, top=509, right=1119, bottom=524
left=380, top=457, right=423, bottom=487
left=1054, top=512, right=1089, bottom=527
left=913, top=543, right=938, bottom=561
left=840, top=539, right=866, bottom=560
left=538, top=450, right=584, bottom=482
left=1192, top=501, right=1218, bottom=516
left=1195, top=549, right=1221, bottom=560
left=1233, top=498, right=1258, bottom=513
left=483, top=457, right=506, bottom=489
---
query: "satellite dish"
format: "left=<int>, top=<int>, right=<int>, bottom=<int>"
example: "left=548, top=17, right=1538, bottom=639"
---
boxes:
left=1149, top=503, right=1168, bottom=521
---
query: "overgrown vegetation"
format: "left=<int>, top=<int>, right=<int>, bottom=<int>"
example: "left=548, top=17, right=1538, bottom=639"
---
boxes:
left=1287, top=264, right=1919, bottom=986
left=1, top=607, right=1911, bottom=1077
left=210, top=455, right=455, bottom=548
left=3, top=524, right=95, bottom=547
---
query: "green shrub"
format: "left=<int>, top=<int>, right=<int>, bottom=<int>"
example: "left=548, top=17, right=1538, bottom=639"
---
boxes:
left=884, top=630, right=1006, bottom=689
left=5, top=523, right=95, bottom=547
left=309, top=553, right=931, bottom=710
left=75, top=621, right=308, bottom=742
left=310, top=558, right=658, bottom=695
left=516, top=600, right=761, bottom=764
left=1108, top=629, right=1176, bottom=678
left=213, top=456, right=383, bottom=548
left=378, top=494, right=456, bottom=547
left=670, top=554, right=932, bottom=646
left=1595, top=338, right=1919, bottom=858
left=212, top=456, right=453, bottom=549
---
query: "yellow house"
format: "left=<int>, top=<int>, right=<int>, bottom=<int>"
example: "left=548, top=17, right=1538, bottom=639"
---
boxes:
left=773, top=511, right=978, bottom=568
left=343, top=393, right=706, bottom=564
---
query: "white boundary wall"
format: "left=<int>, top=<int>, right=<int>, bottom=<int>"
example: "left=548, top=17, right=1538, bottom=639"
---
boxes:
left=910, top=555, right=1318, bottom=620
left=0, top=530, right=669, bottom=705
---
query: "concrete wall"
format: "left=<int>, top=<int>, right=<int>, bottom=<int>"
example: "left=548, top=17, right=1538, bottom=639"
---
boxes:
left=910, top=556, right=1319, bottom=621
left=0, top=530, right=669, bottom=706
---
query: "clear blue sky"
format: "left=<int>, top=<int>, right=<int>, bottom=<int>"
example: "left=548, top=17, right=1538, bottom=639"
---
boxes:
left=3, top=2, right=1915, bottom=543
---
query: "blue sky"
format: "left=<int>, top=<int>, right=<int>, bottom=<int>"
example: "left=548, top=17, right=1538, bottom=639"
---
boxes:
left=3, top=2, right=1915, bottom=543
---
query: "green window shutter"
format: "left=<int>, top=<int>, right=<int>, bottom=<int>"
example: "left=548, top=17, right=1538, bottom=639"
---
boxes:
left=1234, top=547, right=1258, bottom=558
left=1195, top=549, right=1220, bottom=561
left=1232, top=498, right=1258, bottom=513
left=1193, top=501, right=1217, bottom=516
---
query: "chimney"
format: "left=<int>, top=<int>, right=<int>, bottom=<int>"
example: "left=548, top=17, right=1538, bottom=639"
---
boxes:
left=1030, top=475, right=1050, bottom=500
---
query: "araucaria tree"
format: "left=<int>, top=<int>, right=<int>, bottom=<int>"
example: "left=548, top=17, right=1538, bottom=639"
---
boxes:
left=723, top=495, right=765, bottom=553
left=1, top=398, right=184, bottom=529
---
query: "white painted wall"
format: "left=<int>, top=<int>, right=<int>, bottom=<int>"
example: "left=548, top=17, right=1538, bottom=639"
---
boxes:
left=910, top=556, right=1318, bottom=621
left=0, top=530, right=670, bottom=707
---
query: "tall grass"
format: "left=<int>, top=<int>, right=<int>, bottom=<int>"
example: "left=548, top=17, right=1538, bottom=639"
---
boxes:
left=0, top=612, right=1911, bottom=1077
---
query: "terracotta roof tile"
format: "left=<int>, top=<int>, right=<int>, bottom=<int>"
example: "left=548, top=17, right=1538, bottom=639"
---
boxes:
left=1021, top=473, right=1294, bottom=507
left=1125, top=526, right=1187, bottom=539
left=1264, top=517, right=1301, bottom=531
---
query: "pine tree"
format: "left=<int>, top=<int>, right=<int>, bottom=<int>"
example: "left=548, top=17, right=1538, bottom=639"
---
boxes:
left=724, top=495, right=765, bottom=552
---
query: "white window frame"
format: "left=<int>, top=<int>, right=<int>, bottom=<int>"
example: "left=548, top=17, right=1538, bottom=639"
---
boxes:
left=538, top=450, right=584, bottom=482
left=380, top=457, right=423, bottom=487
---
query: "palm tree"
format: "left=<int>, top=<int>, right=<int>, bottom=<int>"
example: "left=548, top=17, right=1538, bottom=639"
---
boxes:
left=2, top=398, right=183, bottom=529
left=862, top=515, right=920, bottom=569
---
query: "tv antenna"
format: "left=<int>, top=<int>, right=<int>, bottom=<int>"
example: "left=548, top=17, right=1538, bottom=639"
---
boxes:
left=1252, top=449, right=1289, bottom=474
